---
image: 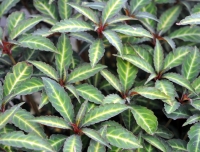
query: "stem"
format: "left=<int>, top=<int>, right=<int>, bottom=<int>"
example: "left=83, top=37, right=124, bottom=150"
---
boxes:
left=165, top=119, right=172, bottom=127
left=8, top=54, right=16, bottom=65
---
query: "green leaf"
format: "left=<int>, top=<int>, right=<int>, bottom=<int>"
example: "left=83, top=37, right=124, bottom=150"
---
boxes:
left=103, top=94, right=125, bottom=104
left=135, top=12, right=159, bottom=22
left=83, top=2, right=105, bottom=11
left=12, top=108, right=45, bottom=138
left=65, top=84, right=80, bottom=103
left=103, top=30, right=123, bottom=55
left=28, top=61, right=58, bottom=81
left=76, top=101, right=88, bottom=126
left=192, top=76, right=200, bottom=94
left=112, top=25, right=152, bottom=38
left=7, top=11, right=25, bottom=35
left=55, top=34, right=72, bottom=79
left=30, top=116, right=71, bottom=130
left=0, top=103, right=23, bottom=130
left=89, top=39, right=105, bottom=68
left=70, top=32, right=95, bottom=44
left=163, top=73, right=195, bottom=93
left=75, top=84, right=104, bottom=104
left=39, top=90, right=49, bottom=109
left=106, top=126, right=142, bottom=149
left=68, top=63, right=106, bottom=83
left=10, top=17, right=43, bottom=40
left=0, top=131, right=54, bottom=152
left=157, top=5, right=182, bottom=34
left=131, top=105, right=158, bottom=135
left=163, top=47, right=190, bottom=72
left=0, top=27, right=2, bottom=40
left=168, top=139, right=187, bottom=152
left=100, top=69, right=122, bottom=92
left=18, top=35, right=57, bottom=52
left=177, top=13, right=200, bottom=25
left=183, top=114, right=200, bottom=126
left=13, top=77, right=43, bottom=95
left=164, top=101, right=180, bottom=114
left=3, top=62, right=33, bottom=96
left=0, top=0, right=19, bottom=17
left=154, top=40, right=164, bottom=73
left=155, top=125, right=174, bottom=139
left=169, top=26, right=200, bottom=43
left=43, top=77, right=74, bottom=123
left=107, top=15, right=134, bottom=25
left=68, top=3, right=99, bottom=24
left=182, top=47, right=200, bottom=82
left=81, top=103, right=129, bottom=127
left=117, top=54, right=155, bottom=74
left=130, top=0, right=151, bottom=14
left=49, top=134, right=66, bottom=152
left=117, top=57, right=138, bottom=92
left=82, top=128, right=110, bottom=148
left=121, top=109, right=134, bottom=130
left=101, top=0, right=127, bottom=25
left=63, top=135, right=82, bottom=152
left=187, top=123, right=200, bottom=152
left=51, top=19, right=93, bottom=33
left=58, top=0, right=71, bottom=19
left=34, top=0, right=58, bottom=20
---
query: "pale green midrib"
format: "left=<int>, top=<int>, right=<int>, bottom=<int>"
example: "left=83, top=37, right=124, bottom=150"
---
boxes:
left=37, top=1, right=56, bottom=19
left=0, top=0, right=14, bottom=16
left=185, top=51, right=197, bottom=80
left=16, top=84, right=43, bottom=94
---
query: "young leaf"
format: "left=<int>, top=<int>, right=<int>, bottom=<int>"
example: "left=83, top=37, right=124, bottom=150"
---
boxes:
left=183, top=114, right=200, bottom=126
left=154, top=40, right=164, bottom=73
left=7, top=12, right=25, bottom=35
left=101, top=0, right=127, bottom=25
left=18, top=35, right=57, bottom=52
left=130, top=0, right=151, bottom=14
left=177, top=13, right=200, bottom=25
left=164, top=101, right=180, bottom=114
left=58, top=0, right=72, bottom=19
left=106, top=126, right=142, bottom=149
left=168, top=139, right=187, bottom=152
left=131, top=105, right=158, bottom=135
left=63, top=135, right=82, bottom=152
left=182, top=47, right=200, bottom=82
left=39, top=90, right=49, bottom=109
left=55, top=34, right=72, bottom=79
left=30, top=116, right=71, bottom=130
left=0, top=131, right=54, bottom=152
left=65, top=84, right=80, bottom=103
left=0, top=0, right=19, bottom=17
left=68, top=63, right=106, bottom=83
left=155, top=125, right=174, bottom=139
left=68, top=3, right=99, bottom=24
left=70, top=32, right=95, bottom=44
left=103, top=94, right=125, bottom=104
left=49, top=134, right=67, bottom=152
left=33, top=0, right=58, bottom=20
left=43, top=77, right=74, bottom=123
left=80, top=103, right=129, bottom=127
left=100, top=69, right=122, bottom=92
left=3, top=62, right=33, bottom=96
left=103, top=30, right=123, bottom=55
left=28, top=61, right=58, bottom=81
left=51, top=19, right=93, bottom=33
left=76, top=101, right=88, bottom=126
left=75, top=84, right=104, bottom=104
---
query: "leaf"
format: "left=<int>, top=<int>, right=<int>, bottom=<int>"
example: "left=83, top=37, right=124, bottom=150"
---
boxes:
left=49, top=134, right=66, bottom=152
left=103, top=30, right=123, bottom=55
left=7, top=11, right=25, bottom=35
left=100, top=69, right=122, bottom=92
left=112, top=25, right=152, bottom=38
left=0, top=131, right=54, bottom=152
left=43, top=77, right=74, bottom=123
left=80, top=103, right=129, bottom=127
left=75, top=84, right=104, bottom=104
left=0, top=0, right=19, bottom=17
left=106, top=126, right=142, bottom=149
left=168, top=139, right=187, bottom=152
left=58, top=0, right=71, bottom=19
left=83, top=2, right=105, bottom=11
left=68, top=3, right=99, bottom=24
left=157, top=5, right=182, bottom=34
left=121, top=109, right=134, bottom=131
left=18, top=35, right=57, bottom=53
left=154, top=40, right=164, bottom=73
left=131, top=105, right=158, bottom=135
left=76, top=101, right=88, bottom=126
left=183, top=114, right=200, bottom=126
left=63, top=135, right=82, bottom=152
left=89, top=39, right=105, bottom=68
left=163, top=36, right=175, bottom=50
left=3, top=62, right=33, bottom=96
left=28, top=61, right=58, bottom=81
left=51, top=19, right=93, bottom=33
left=163, top=73, right=195, bottom=93
left=0, top=103, right=24, bottom=130
left=163, top=46, right=190, bottom=72
left=12, top=108, right=45, bottom=138
left=130, top=0, right=151, bottom=14
left=192, top=76, right=200, bottom=94
left=135, top=12, right=159, bottom=22
left=65, top=84, right=80, bottom=103
left=101, top=0, right=127, bottom=25
left=30, top=116, right=71, bottom=129
left=103, top=94, right=125, bottom=104
left=34, top=0, right=58, bottom=20
left=55, top=34, right=72, bottom=79
left=68, top=63, right=106, bottom=83
left=187, top=123, right=200, bottom=152
left=70, top=32, right=95, bottom=44
left=164, top=101, right=180, bottom=114
left=116, top=54, right=155, bottom=74
left=182, top=47, right=200, bottom=82
left=155, top=125, right=174, bottom=139
left=82, top=128, right=110, bottom=148
left=39, top=90, right=49, bottom=109
left=177, top=13, right=200, bottom=25
left=107, top=15, right=134, bottom=25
